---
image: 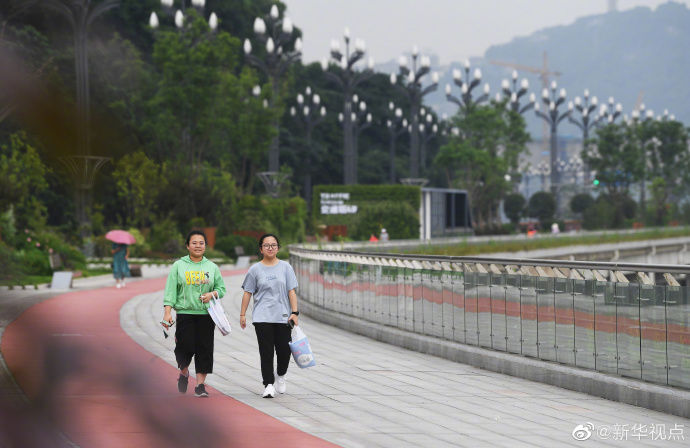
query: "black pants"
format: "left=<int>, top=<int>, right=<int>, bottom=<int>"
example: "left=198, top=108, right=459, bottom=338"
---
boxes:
left=175, top=313, right=215, bottom=374
left=254, top=322, right=292, bottom=386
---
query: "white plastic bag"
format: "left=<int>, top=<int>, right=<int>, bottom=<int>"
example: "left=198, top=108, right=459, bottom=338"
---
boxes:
left=288, top=325, right=316, bottom=368
left=207, top=292, right=231, bottom=336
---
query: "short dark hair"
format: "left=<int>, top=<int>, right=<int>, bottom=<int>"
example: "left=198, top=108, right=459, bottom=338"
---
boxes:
left=258, top=233, right=280, bottom=249
left=186, top=229, right=207, bottom=246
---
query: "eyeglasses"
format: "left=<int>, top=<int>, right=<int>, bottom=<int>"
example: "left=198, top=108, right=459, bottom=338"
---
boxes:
left=262, top=244, right=279, bottom=249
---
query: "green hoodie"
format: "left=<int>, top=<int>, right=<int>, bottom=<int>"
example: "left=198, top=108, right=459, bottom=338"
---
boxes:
left=163, top=255, right=227, bottom=315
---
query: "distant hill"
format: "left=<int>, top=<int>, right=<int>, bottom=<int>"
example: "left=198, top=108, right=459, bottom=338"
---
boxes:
left=382, top=1, right=690, bottom=139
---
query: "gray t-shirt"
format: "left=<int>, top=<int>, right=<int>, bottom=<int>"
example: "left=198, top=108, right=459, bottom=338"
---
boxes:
left=241, top=260, right=298, bottom=324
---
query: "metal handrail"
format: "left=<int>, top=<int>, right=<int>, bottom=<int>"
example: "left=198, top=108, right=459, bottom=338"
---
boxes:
left=290, top=246, right=690, bottom=275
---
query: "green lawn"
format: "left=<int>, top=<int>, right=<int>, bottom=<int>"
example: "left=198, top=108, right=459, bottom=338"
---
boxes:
left=398, top=227, right=690, bottom=257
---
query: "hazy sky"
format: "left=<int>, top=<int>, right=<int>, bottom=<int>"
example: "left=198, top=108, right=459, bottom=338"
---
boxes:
left=282, top=0, right=689, bottom=65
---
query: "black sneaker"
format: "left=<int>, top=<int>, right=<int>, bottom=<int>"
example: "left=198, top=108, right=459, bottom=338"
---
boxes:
left=177, top=373, right=189, bottom=394
left=194, top=383, right=209, bottom=398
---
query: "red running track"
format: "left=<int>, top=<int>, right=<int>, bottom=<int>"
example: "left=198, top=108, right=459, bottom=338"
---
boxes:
left=1, top=272, right=338, bottom=448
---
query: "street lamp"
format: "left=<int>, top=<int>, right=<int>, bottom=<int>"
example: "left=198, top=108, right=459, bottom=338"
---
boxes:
left=418, top=109, right=438, bottom=172
left=386, top=102, right=408, bottom=183
left=39, top=0, right=119, bottom=253
left=338, top=94, right=373, bottom=178
left=391, top=45, right=438, bottom=179
left=244, top=4, right=302, bottom=191
left=445, top=59, right=490, bottom=112
left=629, top=107, right=656, bottom=218
left=534, top=80, right=570, bottom=213
left=149, top=0, right=217, bottom=30
left=290, top=86, right=326, bottom=205
left=322, top=27, right=374, bottom=184
left=567, top=89, right=610, bottom=185
left=498, top=70, right=535, bottom=114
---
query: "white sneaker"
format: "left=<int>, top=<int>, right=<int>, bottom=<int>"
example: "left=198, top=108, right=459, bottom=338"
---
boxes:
left=275, top=374, right=286, bottom=394
left=262, top=384, right=276, bottom=398
left=116, top=283, right=121, bottom=289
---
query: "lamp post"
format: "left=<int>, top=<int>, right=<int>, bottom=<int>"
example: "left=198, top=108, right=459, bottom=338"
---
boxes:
left=534, top=81, right=570, bottom=213
left=321, top=28, right=374, bottom=185
left=149, top=0, right=217, bottom=29
left=338, top=94, right=372, bottom=178
left=290, top=86, right=326, bottom=205
left=445, top=59, right=490, bottom=113
left=391, top=46, right=438, bottom=179
left=418, top=109, right=438, bottom=173
left=386, top=102, right=408, bottom=183
left=498, top=70, right=536, bottom=115
left=630, top=107, right=656, bottom=219
left=243, top=4, right=302, bottom=192
left=38, top=0, right=119, bottom=253
left=567, top=90, right=616, bottom=184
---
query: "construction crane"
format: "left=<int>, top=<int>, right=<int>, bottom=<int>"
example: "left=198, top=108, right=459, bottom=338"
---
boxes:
left=490, top=51, right=562, bottom=144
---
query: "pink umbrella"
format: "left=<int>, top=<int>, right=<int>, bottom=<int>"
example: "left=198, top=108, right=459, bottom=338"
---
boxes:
left=105, top=230, right=136, bottom=245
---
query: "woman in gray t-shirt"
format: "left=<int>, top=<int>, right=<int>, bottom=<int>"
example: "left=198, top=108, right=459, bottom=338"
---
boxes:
left=240, top=234, right=299, bottom=398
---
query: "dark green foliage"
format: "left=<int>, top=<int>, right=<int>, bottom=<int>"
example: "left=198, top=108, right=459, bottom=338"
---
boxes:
left=215, top=235, right=257, bottom=258
left=148, top=217, right=184, bottom=255
left=351, top=202, right=419, bottom=241
left=570, top=193, right=595, bottom=215
left=527, top=192, right=556, bottom=229
left=504, top=193, right=526, bottom=226
left=312, top=185, right=420, bottom=219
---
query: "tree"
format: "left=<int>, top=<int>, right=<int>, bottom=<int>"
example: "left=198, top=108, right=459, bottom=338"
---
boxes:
left=527, top=191, right=556, bottom=229
left=434, top=102, right=529, bottom=228
left=584, top=123, right=642, bottom=197
left=112, top=151, right=165, bottom=227
left=570, top=193, right=594, bottom=215
left=504, top=193, right=526, bottom=227
left=0, top=132, right=49, bottom=230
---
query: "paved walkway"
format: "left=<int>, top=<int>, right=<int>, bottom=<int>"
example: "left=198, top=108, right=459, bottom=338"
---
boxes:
left=1, top=270, right=688, bottom=447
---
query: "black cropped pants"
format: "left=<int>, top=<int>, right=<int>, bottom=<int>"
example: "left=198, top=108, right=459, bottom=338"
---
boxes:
left=174, top=313, right=215, bottom=374
left=254, top=322, right=292, bottom=386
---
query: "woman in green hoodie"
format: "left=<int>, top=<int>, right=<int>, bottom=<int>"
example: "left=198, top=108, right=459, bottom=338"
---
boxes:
left=162, top=230, right=226, bottom=398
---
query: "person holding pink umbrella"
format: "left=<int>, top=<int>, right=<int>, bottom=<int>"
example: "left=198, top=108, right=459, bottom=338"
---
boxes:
left=105, top=230, right=135, bottom=288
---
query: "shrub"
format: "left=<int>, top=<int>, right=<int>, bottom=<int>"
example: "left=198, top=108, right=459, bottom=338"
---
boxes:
left=352, top=202, right=419, bottom=241
left=149, top=217, right=184, bottom=255
left=215, top=235, right=257, bottom=258
left=527, top=192, right=556, bottom=229
left=504, top=193, right=526, bottom=226
left=570, top=193, right=594, bottom=215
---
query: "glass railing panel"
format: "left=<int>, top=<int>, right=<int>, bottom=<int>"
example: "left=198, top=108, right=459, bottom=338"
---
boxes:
left=520, top=275, right=538, bottom=357
left=490, top=273, right=507, bottom=352
left=505, top=274, right=522, bottom=354
left=666, top=285, right=690, bottom=389
left=536, top=277, right=556, bottom=361
left=640, top=284, right=667, bottom=384
left=412, top=269, right=424, bottom=334
left=464, top=271, right=479, bottom=346
left=452, top=270, right=466, bottom=343
left=441, top=270, right=454, bottom=341
left=421, top=269, right=434, bottom=337
left=477, top=272, right=492, bottom=348
left=573, top=279, right=596, bottom=370
left=430, top=270, right=444, bottom=338
left=554, top=277, right=575, bottom=365
left=616, top=282, right=641, bottom=379
left=594, top=281, right=618, bottom=374
left=402, top=267, right=415, bottom=332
